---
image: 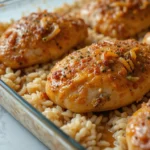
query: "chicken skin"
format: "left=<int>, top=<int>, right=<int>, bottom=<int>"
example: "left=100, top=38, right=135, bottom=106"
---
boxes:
left=79, top=0, right=150, bottom=39
left=46, top=39, right=150, bottom=113
left=143, top=32, right=150, bottom=45
left=126, top=101, right=150, bottom=150
left=0, top=11, right=87, bottom=69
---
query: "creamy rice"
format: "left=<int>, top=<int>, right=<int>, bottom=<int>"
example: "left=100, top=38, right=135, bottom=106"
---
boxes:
left=0, top=1, right=150, bottom=150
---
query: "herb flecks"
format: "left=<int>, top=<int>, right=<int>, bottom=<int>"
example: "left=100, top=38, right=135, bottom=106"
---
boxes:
left=100, top=66, right=107, bottom=73
left=42, top=37, right=47, bottom=42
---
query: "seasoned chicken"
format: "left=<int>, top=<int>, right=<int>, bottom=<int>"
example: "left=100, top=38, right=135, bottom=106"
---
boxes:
left=79, top=0, right=150, bottom=39
left=46, top=39, right=150, bottom=113
left=143, top=32, right=150, bottom=45
left=0, top=11, right=87, bottom=69
left=126, top=101, right=150, bottom=150
left=0, top=22, right=11, bottom=37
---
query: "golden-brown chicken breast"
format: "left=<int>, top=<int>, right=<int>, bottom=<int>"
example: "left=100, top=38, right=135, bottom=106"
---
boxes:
left=143, top=32, right=150, bottom=45
left=0, top=22, right=11, bottom=37
left=79, top=0, right=150, bottom=39
left=0, top=11, right=87, bottom=69
left=126, top=101, right=150, bottom=150
left=46, top=39, right=150, bottom=113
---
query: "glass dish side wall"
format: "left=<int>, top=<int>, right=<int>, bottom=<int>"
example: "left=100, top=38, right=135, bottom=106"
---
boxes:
left=0, top=80, right=85, bottom=150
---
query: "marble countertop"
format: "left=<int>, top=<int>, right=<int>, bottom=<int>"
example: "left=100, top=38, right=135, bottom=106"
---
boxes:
left=0, top=105, right=49, bottom=150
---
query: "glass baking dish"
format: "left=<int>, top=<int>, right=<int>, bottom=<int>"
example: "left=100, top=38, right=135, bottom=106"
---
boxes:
left=0, top=0, right=85, bottom=149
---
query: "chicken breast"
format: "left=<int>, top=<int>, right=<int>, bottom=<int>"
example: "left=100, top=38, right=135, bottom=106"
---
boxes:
left=46, top=39, right=150, bottom=113
left=0, top=11, right=87, bottom=69
left=79, top=0, right=150, bottom=39
left=143, top=32, right=150, bottom=45
left=126, top=101, right=150, bottom=150
left=0, top=22, right=11, bottom=37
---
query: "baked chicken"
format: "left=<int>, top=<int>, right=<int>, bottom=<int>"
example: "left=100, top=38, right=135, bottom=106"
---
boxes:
left=46, top=39, right=150, bottom=113
left=0, top=11, right=87, bottom=69
left=126, top=101, right=150, bottom=150
left=0, top=22, right=11, bottom=37
left=79, top=0, right=150, bottom=39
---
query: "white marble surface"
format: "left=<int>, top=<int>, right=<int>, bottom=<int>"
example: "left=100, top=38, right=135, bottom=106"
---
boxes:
left=0, top=105, right=49, bottom=150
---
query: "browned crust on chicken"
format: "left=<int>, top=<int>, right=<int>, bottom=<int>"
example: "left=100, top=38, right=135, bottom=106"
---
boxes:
left=126, top=101, right=150, bottom=150
left=79, top=0, right=150, bottom=39
left=0, top=10, right=88, bottom=69
left=46, top=39, right=150, bottom=113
